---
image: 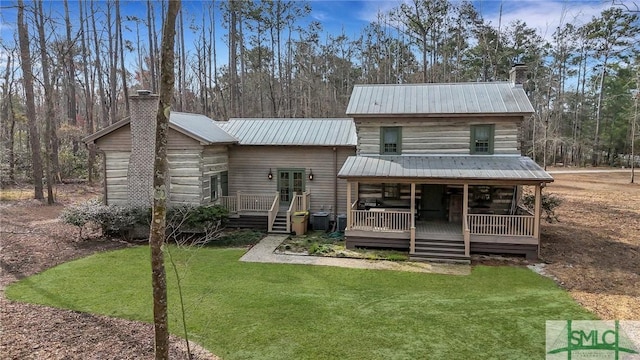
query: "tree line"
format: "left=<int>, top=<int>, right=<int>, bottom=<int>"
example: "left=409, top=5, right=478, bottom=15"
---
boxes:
left=0, top=0, right=639, bottom=201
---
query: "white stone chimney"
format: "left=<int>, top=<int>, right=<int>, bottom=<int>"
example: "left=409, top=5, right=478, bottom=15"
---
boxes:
left=127, top=90, right=159, bottom=207
left=509, top=64, right=528, bottom=87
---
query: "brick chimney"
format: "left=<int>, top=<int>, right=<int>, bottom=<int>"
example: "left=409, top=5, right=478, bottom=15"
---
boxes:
left=509, top=64, right=527, bottom=86
left=127, top=90, right=159, bottom=207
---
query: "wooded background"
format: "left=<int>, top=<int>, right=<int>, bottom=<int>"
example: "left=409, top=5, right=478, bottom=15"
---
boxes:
left=1, top=0, right=639, bottom=199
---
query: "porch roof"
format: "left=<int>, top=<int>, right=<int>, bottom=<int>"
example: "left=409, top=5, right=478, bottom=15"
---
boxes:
left=338, top=155, right=553, bottom=183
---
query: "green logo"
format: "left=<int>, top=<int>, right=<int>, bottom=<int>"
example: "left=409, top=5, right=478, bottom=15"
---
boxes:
left=546, top=320, right=640, bottom=359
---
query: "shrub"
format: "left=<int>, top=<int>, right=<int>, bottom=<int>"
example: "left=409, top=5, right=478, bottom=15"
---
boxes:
left=308, top=243, right=334, bottom=255
left=521, top=192, right=563, bottom=223
left=61, top=201, right=227, bottom=241
left=167, top=204, right=228, bottom=229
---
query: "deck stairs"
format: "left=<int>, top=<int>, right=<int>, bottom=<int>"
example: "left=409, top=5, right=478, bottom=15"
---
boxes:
left=270, top=211, right=289, bottom=234
left=410, top=233, right=470, bottom=264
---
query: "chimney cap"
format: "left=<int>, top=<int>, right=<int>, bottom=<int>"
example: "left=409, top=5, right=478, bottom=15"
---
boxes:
left=137, top=89, right=152, bottom=96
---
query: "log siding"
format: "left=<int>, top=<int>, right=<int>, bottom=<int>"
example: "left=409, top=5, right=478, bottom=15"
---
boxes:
left=355, top=117, right=522, bottom=156
left=96, top=125, right=231, bottom=207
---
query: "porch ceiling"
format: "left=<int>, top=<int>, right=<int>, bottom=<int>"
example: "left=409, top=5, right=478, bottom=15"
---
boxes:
left=337, top=155, right=553, bottom=184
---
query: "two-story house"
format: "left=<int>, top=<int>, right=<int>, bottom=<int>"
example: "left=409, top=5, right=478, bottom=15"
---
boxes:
left=338, top=65, right=553, bottom=263
left=86, top=65, right=552, bottom=263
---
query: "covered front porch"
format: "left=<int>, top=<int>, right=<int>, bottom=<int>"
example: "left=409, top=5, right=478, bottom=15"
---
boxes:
left=339, top=155, right=554, bottom=262
left=220, top=191, right=310, bottom=233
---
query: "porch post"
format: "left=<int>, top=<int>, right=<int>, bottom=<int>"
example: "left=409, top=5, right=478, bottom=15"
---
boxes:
left=237, top=191, right=242, bottom=212
left=410, top=182, right=416, bottom=254
left=353, top=182, right=359, bottom=203
left=534, top=183, right=542, bottom=241
left=346, top=181, right=352, bottom=230
left=302, top=191, right=307, bottom=211
left=463, top=183, right=470, bottom=257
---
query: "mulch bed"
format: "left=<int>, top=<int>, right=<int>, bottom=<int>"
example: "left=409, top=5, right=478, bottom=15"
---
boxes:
left=0, top=184, right=218, bottom=359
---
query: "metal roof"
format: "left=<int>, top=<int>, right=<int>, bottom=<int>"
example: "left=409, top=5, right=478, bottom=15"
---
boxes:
left=83, top=112, right=237, bottom=145
left=346, top=82, right=535, bottom=116
left=338, top=155, right=553, bottom=182
left=169, top=112, right=237, bottom=144
left=217, top=118, right=357, bottom=146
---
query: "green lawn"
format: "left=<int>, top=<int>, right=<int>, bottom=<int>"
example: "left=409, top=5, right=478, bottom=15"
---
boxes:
left=5, top=247, right=595, bottom=359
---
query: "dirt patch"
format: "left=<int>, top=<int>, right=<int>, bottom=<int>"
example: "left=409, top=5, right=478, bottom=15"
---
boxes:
left=540, top=172, right=640, bottom=320
left=0, top=184, right=218, bottom=359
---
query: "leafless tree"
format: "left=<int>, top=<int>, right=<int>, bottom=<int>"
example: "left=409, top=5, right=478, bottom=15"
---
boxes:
left=149, top=0, right=180, bottom=359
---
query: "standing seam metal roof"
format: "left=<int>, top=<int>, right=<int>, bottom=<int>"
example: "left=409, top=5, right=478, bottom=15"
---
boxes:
left=346, top=82, right=535, bottom=116
left=337, top=155, right=553, bottom=182
left=217, top=118, right=357, bottom=146
left=169, top=112, right=237, bottom=144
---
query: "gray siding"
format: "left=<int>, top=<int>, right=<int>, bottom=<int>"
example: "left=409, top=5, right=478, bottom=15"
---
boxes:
left=104, top=151, right=130, bottom=205
left=355, top=117, right=521, bottom=155
left=96, top=126, right=131, bottom=151
left=228, top=146, right=355, bottom=215
left=94, top=124, right=204, bottom=151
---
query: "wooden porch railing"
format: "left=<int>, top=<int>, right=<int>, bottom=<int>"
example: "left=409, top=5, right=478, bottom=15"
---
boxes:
left=286, top=191, right=310, bottom=233
left=237, top=193, right=276, bottom=212
left=221, top=193, right=278, bottom=213
left=220, top=196, right=237, bottom=213
left=467, top=214, right=535, bottom=237
left=350, top=210, right=411, bottom=232
left=267, top=193, right=280, bottom=232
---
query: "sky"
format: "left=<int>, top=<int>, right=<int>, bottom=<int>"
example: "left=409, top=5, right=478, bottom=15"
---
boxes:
left=0, top=0, right=618, bottom=70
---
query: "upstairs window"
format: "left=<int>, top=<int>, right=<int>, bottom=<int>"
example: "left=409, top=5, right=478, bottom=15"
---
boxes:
left=380, top=127, right=401, bottom=155
left=470, top=124, right=495, bottom=154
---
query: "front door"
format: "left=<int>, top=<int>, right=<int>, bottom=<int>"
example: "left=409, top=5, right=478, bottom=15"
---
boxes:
left=278, top=169, right=305, bottom=206
left=421, top=184, right=446, bottom=220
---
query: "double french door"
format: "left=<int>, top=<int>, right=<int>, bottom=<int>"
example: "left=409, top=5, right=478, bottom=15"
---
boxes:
left=278, top=169, right=305, bottom=206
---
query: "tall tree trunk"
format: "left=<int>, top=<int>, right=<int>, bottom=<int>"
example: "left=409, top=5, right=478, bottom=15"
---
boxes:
left=64, top=0, right=78, bottom=154
left=179, top=7, right=186, bottom=111
left=150, top=1, right=180, bottom=359
left=229, top=0, right=239, bottom=117
left=147, top=0, right=157, bottom=93
left=107, top=1, right=118, bottom=124
left=1, top=49, right=16, bottom=182
left=79, top=0, right=96, bottom=182
left=34, top=1, right=55, bottom=203
left=116, top=0, right=130, bottom=116
left=592, top=60, right=608, bottom=166
left=91, top=0, right=109, bottom=128
left=17, top=0, right=44, bottom=200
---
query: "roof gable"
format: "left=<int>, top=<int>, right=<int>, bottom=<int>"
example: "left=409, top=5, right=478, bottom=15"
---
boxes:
left=83, top=111, right=236, bottom=145
left=346, top=82, right=534, bottom=116
left=217, top=118, right=357, bottom=146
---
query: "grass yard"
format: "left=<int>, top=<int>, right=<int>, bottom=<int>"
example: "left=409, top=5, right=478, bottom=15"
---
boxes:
left=6, top=246, right=595, bottom=360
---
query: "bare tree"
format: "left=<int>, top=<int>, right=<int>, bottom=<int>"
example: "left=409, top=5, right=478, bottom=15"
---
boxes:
left=34, top=1, right=56, bottom=203
left=91, top=0, right=109, bottom=128
left=149, top=0, right=180, bottom=358
left=17, top=0, right=44, bottom=199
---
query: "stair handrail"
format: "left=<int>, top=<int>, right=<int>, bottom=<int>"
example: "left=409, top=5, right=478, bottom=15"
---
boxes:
left=267, top=192, right=279, bottom=232
left=286, top=197, right=297, bottom=233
